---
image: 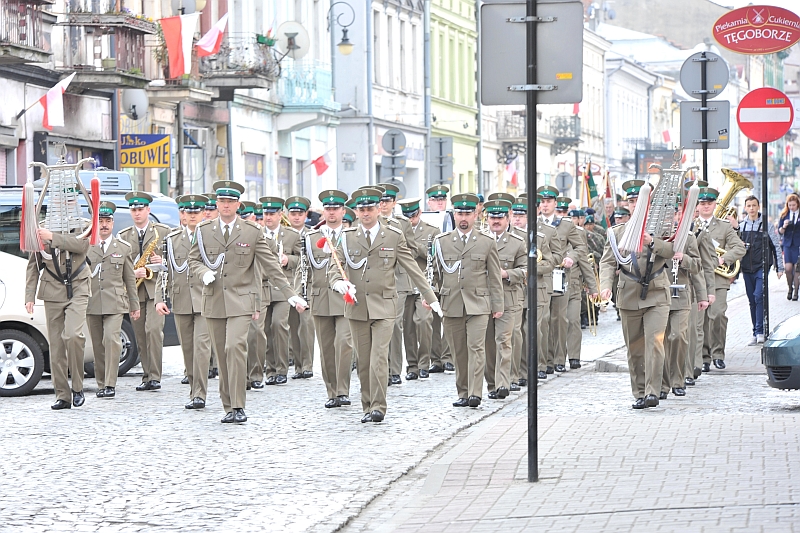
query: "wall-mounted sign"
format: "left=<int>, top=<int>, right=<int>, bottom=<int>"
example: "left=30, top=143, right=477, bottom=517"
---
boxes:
left=712, top=5, right=800, bottom=55
left=120, top=134, right=171, bottom=168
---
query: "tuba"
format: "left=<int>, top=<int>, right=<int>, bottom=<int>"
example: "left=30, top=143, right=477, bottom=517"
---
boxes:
left=713, top=168, right=752, bottom=279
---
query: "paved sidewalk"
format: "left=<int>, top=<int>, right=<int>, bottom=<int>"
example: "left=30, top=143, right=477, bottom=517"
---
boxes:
left=342, top=272, right=800, bottom=532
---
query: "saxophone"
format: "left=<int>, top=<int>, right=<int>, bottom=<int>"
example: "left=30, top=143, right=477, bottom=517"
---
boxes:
left=712, top=168, right=752, bottom=279
left=135, top=227, right=160, bottom=288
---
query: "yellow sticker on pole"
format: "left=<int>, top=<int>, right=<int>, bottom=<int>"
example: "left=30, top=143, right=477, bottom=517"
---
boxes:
left=555, top=73, right=573, bottom=80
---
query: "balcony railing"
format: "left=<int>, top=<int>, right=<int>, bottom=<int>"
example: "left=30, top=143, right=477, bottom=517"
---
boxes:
left=0, top=0, right=52, bottom=64
left=199, top=33, right=280, bottom=83
left=545, top=116, right=581, bottom=140
left=278, top=59, right=339, bottom=111
left=496, top=110, right=526, bottom=140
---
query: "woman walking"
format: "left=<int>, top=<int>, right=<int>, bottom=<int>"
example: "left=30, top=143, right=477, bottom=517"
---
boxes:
left=778, top=194, right=800, bottom=300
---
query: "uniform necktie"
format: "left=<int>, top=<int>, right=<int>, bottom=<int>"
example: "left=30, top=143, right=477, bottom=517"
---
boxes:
left=223, top=225, right=230, bottom=243
left=366, top=230, right=372, bottom=247
left=462, top=234, right=468, bottom=246
left=138, top=230, right=144, bottom=255
left=101, top=240, right=107, bottom=254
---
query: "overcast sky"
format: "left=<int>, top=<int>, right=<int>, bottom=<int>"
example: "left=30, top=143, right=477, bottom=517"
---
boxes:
left=709, top=1, right=799, bottom=15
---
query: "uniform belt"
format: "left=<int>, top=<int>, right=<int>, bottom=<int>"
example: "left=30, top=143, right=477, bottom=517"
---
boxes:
left=620, top=266, right=666, bottom=284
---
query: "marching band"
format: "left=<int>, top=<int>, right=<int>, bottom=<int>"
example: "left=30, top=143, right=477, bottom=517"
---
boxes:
left=27, top=156, right=759, bottom=421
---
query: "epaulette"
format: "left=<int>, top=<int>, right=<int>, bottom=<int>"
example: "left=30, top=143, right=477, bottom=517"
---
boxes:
left=385, top=224, right=403, bottom=234
left=243, top=219, right=261, bottom=230
left=508, top=231, right=524, bottom=241
left=115, top=236, right=132, bottom=248
left=166, top=227, right=183, bottom=238
left=437, top=229, right=455, bottom=239
left=282, top=226, right=301, bottom=235
left=395, top=213, right=409, bottom=221
left=154, top=222, right=171, bottom=230
left=305, top=227, right=320, bottom=236
left=717, top=218, right=730, bottom=224
left=343, top=226, right=358, bottom=232
left=575, top=225, right=585, bottom=231
left=611, top=222, right=626, bottom=229
left=536, top=231, right=545, bottom=238
left=197, top=219, right=212, bottom=227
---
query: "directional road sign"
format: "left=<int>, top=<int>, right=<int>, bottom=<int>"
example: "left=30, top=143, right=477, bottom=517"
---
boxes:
left=737, top=87, right=794, bottom=144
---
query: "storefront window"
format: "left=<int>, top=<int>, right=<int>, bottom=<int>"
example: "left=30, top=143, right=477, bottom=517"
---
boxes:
left=244, top=152, right=265, bottom=201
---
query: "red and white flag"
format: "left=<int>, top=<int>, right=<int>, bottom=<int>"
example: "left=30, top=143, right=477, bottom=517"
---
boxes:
left=159, top=13, right=200, bottom=78
left=39, top=73, right=76, bottom=131
left=662, top=129, right=671, bottom=143
left=312, top=153, right=331, bottom=176
left=504, top=158, right=518, bottom=187
left=196, top=13, right=228, bottom=57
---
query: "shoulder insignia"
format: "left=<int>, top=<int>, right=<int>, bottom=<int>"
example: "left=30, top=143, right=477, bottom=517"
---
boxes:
left=197, top=219, right=212, bottom=227
left=575, top=226, right=585, bottom=231
left=167, top=228, right=183, bottom=238
left=395, top=213, right=409, bottom=221
left=305, top=228, right=320, bottom=237
left=385, top=224, right=403, bottom=234
left=115, top=237, right=132, bottom=248
left=243, top=219, right=261, bottom=230
left=155, top=223, right=171, bottom=231
left=536, top=231, right=545, bottom=238
left=343, top=226, right=358, bottom=232
left=284, top=226, right=301, bottom=235
left=508, top=232, right=524, bottom=241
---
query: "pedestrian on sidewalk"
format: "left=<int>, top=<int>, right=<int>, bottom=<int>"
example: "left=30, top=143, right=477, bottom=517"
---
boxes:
left=738, top=195, right=784, bottom=345
left=777, top=194, right=800, bottom=300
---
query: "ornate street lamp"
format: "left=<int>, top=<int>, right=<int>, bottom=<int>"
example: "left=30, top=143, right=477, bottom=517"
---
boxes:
left=328, top=1, right=355, bottom=56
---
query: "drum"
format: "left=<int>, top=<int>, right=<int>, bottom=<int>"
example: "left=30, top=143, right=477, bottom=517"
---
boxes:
left=552, top=268, right=567, bottom=294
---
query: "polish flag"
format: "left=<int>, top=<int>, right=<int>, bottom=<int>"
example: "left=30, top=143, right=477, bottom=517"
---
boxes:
left=196, top=13, right=228, bottom=57
left=160, top=13, right=200, bottom=79
left=662, top=129, right=671, bottom=143
left=38, top=73, right=76, bottom=131
left=504, top=158, right=518, bottom=187
left=573, top=103, right=580, bottom=115
left=312, top=153, right=331, bottom=176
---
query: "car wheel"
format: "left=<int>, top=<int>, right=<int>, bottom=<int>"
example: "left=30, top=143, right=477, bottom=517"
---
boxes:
left=118, top=317, right=139, bottom=376
left=0, top=329, right=45, bottom=397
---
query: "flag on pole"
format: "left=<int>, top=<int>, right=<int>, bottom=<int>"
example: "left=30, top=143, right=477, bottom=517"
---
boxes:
left=504, top=158, right=518, bottom=187
left=38, top=73, right=76, bottom=131
left=196, top=13, right=228, bottom=57
left=159, top=13, right=200, bottom=79
left=662, top=129, right=671, bottom=143
left=581, top=164, right=597, bottom=208
left=312, top=153, right=331, bottom=176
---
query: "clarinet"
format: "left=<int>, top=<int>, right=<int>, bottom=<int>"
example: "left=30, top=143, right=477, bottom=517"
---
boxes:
left=426, top=234, right=434, bottom=287
left=300, top=236, right=309, bottom=300
left=161, top=236, right=171, bottom=309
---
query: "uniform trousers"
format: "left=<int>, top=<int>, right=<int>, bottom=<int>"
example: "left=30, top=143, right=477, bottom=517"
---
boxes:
left=541, top=293, right=567, bottom=370
left=703, top=285, right=729, bottom=362
left=206, top=315, right=250, bottom=412
left=517, top=284, right=549, bottom=381
left=389, top=291, right=411, bottom=376
left=430, top=312, right=452, bottom=367
left=264, top=301, right=290, bottom=377
left=349, top=317, right=394, bottom=415
left=289, top=306, right=315, bottom=374
left=444, top=314, right=489, bottom=399
left=175, top=312, right=211, bottom=401
left=663, top=308, right=690, bottom=392
left=620, top=305, right=669, bottom=399
left=45, top=287, right=89, bottom=402
left=566, top=286, right=583, bottom=364
left=247, top=307, right=266, bottom=383
left=87, top=313, right=123, bottom=389
left=314, top=315, right=353, bottom=399
left=693, top=306, right=705, bottom=373
left=132, top=296, right=164, bottom=383
left=485, top=307, right=518, bottom=391
left=402, top=293, right=432, bottom=374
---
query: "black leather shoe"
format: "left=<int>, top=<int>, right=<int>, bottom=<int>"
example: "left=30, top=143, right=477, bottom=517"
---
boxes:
left=302, top=370, right=313, bottom=378
left=361, top=412, right=373, bottom=423
left=713, top=359, right=726, bottom=369
left=632, top=398, right=646, bottom=410
left=391, top=374, right=402, bottom=385
left=659, top=391, right=668, bottom=400
left=51, top=399, right=71, bottom=410
left=250, top=381, right=264, bottom=389
left=554, top=364, right=567, bottom=373
left=289, top=358, right=294, bottom=367
left=684, top=377, right=695, bottom=386
left=371, top=410, right=384, bottom=422
left=538, top=371, right=547, bottom=380
left=428, top=364, right=444, bottom=373
left=265, top=376, right=277, bottom=385
left=338, top=395, right=351, bottom=406
left=387, top=377, right=393, bottom=387
left=419, top=369, right=429, bottom=378
left=221, top=412, right=235, bottom=423
left=291, top=372, right=304, bottom=379
left=453, top=398, right=469, bottom=407
left=325, top=398, right=341, bottom=408
left=72, top=390, right=85, bottom=407
left=209, top=368, right=218, bottom=379
left=185, top=397, right=205, bottom=410
left=789, top=288, right=794, bottom=300
left=672, top=387, right=686, bottom=396
left=519, top=378, right=528, bottom=387
left=468, top=395, right=481, bottom=408
left=702, top=362, right=711, bottom=373
left=181, top=376, right=189, bottom=385
left=644, top=394, right=659, bottom=408
left=406, top=371, right=418, bottom=380
left=694, top=367, right=702, bottom=379
left=510, top=382, right=520, bottom=391
left=488, top=390, right=498, bottom=399
left=569, top=359, right=581, bottom=369
left=149, top=380, right=161, bottom=390
left=246, top=382, right=251, bottom=391
left=136, top=381, right=152, bottom=391
left=444, top=362, right=455, bottom=372
left=275, top=375, right=288, bottom=384
left=794, top=294, right=798, bottom=302
left=546, top=366, right=554, bottom=374
left=233, top=409, right=247, bottom=423
left=104, top=387, right=115, bottom=398
left=497, top=386, right=509, bottom=399
left=96, top=389, right=106, bottom=398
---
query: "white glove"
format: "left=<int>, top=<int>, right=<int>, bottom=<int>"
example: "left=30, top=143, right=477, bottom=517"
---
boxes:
left=333, top=280, right=356, bottom=296
left=288, top=295, right=308, bottom=309
left=202, top=271, right=216, bottom=285
left=430, top=301, right=443, bottom=317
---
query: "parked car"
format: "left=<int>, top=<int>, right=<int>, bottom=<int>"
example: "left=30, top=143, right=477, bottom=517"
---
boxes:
left=0, top=174, right=180, bottom=396
left=763, top=314, right=800, bottom=390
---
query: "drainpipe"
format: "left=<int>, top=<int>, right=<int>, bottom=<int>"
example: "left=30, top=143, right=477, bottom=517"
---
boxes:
left=366, top=0, right=374, bottom=183
left=424, top=0, right=431, bottom=190
left=474, top=0, right=482, bottom=194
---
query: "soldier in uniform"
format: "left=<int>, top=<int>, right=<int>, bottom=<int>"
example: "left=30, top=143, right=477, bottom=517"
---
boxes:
left=258, top=197, right=301, bottom=385
left=328, top=188, right=438, bottom=423
left=156, top=195, right=213, bottom=409
left=203, top=193, right=218, bottom=221
left=118, top=192, right=170, bottom=391
left=599, top=183, right=675, bottom=409
left=25, top=204, right=91, bottom=410
left=189, top=181, right=306, bottom=423
left=695, top=187, right=746, bottom=370
left=343, top=207, right=356, bottom=228
left=285, top=196, right=316, bottom=379
left=483, top=199, right=526, bottom=399
left=86, top=202, right=140, bottom=399
left=685, top=180, right=714, bottom=383
left=425, top=184, right=454, bottom=373
left=398, top=197, right=439, bottom=380
left=434, top=193, right=503, bottom=408
left=306, top=190, right=354, bottom=407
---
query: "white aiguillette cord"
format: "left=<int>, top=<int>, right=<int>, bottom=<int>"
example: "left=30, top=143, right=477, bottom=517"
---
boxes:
left=167, top=236, right=189, bottom=273
left=195, top=226, right=225, bottom=272
left=340, top=232, right=367, bottom=270
left=435, top=236, right=461, bottom=275
left=305, top=234, right=329, bottom=270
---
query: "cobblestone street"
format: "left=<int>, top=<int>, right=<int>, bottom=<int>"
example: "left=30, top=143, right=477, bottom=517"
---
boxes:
left=3, top=275, right=798, bottom=532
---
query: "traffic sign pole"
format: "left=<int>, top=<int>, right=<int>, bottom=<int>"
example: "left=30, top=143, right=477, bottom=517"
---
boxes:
left=701, top=52, right=708, bottom=184
left=763, top=143, right=770, bottom=340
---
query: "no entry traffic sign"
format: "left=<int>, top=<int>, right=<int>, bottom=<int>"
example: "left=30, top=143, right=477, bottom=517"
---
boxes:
left=737, top=87, right=794, bottom=144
